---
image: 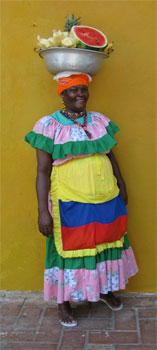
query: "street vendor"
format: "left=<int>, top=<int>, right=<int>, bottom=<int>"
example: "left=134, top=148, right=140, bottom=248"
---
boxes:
left=25, top=71, right=138, bottom=326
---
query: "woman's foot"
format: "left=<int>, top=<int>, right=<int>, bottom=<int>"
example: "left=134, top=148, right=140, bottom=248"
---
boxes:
left=58, top=301, right=77, bottom=327
left=100, top=292, right=123, bottom=311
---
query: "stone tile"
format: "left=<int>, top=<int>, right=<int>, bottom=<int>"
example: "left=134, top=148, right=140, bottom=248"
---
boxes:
left=3, top=296, right=25, bottom=304
left=3, top=343, right=57, bottom=349
left=70, top=318, right=112, bottom=331
left=60, top=331, right=86, bottom=349
left=87, top=345, right=113, bottom=350
left=44, top=307, right=58, bottom=317
left=115, top=309, right=137, bottom=330
left=0, top=342, right=6, bottom=350
left=0, top=330, right=35, bottom=342
left=1, top=294, right=157, bottom=350
left=122, top=296, right=157, bottom=308
left=116, top=346, right=157, bottom=350
left=0, top=331, right=8, bottom=341
left=1, top=302, right=23, bottom=316
left=24, top=300, right=56, bottom=307
left=89, top=331, right=138, bottom=344
left=3, top=292, right=43, bottom=302
left=36, top=317, right=61, bottom=342
left=140, top=319, right=157, bottom=344
left=90, top=302, right=112, bottom=318
left=15, top=307, right=42, bottom=329
left=0, top=317, right=17, bottom=330
left=138, top=308, right=157, bottom=318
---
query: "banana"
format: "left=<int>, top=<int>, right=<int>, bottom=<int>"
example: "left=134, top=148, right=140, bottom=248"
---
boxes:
left=104, top=42, right=114, bottom=54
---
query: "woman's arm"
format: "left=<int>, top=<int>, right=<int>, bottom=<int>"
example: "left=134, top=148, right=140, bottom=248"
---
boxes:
left=36, top=149, right=53, bottom=237
left=107, top=150, right=128, bottom=205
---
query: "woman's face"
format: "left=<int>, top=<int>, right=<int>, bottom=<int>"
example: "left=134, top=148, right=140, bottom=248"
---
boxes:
left=61, top=85, right=89, bottom=112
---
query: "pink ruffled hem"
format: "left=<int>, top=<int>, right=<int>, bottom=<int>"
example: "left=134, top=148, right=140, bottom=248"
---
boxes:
left=44, top=247, right=138, bottom=303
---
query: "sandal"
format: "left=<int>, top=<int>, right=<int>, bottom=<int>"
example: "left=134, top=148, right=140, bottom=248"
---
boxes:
left=100, top=292, right=123, bottom=311
left=59, top=318, right=77, bottom=327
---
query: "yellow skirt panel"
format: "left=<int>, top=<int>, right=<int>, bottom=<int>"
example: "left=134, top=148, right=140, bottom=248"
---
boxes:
left=50, top=154, right=123, bottom=258
left=52, top=154, right=119, bottom=204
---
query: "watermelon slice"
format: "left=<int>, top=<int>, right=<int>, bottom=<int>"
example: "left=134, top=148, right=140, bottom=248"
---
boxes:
left=71, top=25, right=108, bottom=51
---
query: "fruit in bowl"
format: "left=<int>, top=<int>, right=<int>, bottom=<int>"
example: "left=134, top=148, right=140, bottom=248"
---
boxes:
left=35, top=14, right=114, bottom=54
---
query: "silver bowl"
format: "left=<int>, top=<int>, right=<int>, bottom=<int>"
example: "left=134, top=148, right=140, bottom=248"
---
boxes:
left=39, top=47, right=109, bottom=76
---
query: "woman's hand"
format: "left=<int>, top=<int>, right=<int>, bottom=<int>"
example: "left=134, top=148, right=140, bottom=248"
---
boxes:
left=38, top=210, right=53, bottom=237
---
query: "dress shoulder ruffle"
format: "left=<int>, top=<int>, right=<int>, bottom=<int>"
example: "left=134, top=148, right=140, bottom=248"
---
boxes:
left=24, top=111, right=120, bottom=159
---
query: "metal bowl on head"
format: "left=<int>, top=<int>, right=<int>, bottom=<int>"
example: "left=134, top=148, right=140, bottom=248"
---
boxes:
left=39, top=47, right=109, bottom=76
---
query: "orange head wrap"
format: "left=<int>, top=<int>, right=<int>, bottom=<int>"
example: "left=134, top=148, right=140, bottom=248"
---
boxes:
left=57, top=74, right=90, bottom=96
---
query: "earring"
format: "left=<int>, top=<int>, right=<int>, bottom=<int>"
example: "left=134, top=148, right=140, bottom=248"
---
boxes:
left=61, top=99, right=66, bottom=111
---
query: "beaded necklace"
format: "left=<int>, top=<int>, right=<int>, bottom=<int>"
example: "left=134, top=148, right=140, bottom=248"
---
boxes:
left=60, top=109, right=92, bottom=139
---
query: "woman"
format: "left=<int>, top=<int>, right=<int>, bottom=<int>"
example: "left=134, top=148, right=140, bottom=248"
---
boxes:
left=25, top=73, right=138, bottom=327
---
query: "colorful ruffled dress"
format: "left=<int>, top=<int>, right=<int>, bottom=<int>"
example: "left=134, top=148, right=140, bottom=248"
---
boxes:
left=25, top=110, right=138, bottom=303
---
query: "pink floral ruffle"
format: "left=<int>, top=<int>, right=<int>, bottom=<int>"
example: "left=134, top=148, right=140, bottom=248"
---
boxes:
left=33, top=112, right=110, bottom=146
left=44, top=247, right=138, bottom=303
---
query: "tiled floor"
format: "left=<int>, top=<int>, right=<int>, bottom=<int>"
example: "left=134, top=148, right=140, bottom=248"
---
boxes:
left=0, top=292, right=157, bottom=350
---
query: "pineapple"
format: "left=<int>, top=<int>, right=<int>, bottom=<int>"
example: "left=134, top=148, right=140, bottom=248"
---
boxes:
left=64, top=14, right=81, bottom=32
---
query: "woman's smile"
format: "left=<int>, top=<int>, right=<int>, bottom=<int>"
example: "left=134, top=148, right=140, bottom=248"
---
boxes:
left=76, top=98, right=86, bottom=101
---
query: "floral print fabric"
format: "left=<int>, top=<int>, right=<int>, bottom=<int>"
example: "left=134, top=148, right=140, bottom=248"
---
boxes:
left=25, top=110, right=119, bottom=165
left=44, top=247, right=138, bottom=303
left=33, top=111, right=111, bottom=146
